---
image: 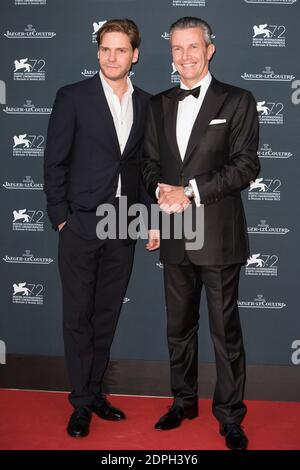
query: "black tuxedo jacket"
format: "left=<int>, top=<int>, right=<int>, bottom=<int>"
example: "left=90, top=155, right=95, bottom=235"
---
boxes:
left=44, top=74, right=151, bottom=240
left=143, top=77, right=260, bottom=265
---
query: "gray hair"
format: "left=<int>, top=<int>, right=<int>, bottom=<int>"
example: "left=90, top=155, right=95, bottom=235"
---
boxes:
left=169, top=17, right=214, bottom=46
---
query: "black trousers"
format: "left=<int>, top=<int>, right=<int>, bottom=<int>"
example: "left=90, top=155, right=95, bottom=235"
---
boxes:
left=58, top=224, right=134, bottom=408
left=164, top=257, right=247, bottom=424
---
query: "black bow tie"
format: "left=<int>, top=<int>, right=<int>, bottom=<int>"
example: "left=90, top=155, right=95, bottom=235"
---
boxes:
left=176, top=85, right=201, bottom=101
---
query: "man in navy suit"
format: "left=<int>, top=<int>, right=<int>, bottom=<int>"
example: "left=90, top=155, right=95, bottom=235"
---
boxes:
left=44, top=19, right=158, bottom=438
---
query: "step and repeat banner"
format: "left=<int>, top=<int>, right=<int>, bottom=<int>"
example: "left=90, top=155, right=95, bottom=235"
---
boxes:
left=0, top=0, right=299, bottom=371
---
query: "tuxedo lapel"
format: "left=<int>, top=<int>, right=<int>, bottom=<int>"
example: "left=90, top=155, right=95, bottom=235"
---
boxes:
left=183, top=78, right=228, bottom=166
left=88, top=74, right=121, bottom=157
left=163, top=88, right=183, bottom=168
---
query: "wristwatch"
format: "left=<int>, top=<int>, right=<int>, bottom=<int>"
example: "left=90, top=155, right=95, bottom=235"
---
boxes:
left=183, top=185, right=194, bottom=199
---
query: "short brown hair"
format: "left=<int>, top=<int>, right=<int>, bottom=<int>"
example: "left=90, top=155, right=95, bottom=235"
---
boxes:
left=97, top=19, right=141, bottom=50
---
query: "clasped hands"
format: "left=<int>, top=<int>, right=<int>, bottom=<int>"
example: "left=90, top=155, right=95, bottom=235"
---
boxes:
left=147, top=183, right=190, bottom=252
left=157, top=183, right=191, bottom=214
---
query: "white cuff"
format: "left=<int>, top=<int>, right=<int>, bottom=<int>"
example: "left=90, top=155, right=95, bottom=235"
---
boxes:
left=155, top=186, right=160, bottom=200
left=189, top=179, right=201, bottom=207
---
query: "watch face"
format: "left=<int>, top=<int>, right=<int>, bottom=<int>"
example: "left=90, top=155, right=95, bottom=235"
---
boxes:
left=184, top=187, right=192, bottom=197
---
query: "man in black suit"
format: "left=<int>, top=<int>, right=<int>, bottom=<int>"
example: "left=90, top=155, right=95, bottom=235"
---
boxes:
left=143, top=17, right=260, bottom=450
left=44, top=19, right=157, bottom=438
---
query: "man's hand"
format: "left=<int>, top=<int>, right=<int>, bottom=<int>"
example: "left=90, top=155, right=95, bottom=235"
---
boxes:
left=158, top=183, right=190, bottom=214
left=146, top=229, right=160, bottom=251
left=58, top=221, right=66, bottom=232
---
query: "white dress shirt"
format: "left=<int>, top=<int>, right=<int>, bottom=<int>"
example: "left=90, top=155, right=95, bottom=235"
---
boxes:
left=99, top=70, right=134, bottom=197
left=176, top=71, right=212, bottom=207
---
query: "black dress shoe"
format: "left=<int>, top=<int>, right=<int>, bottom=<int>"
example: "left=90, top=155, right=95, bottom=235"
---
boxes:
left=67, top=406, right=92, bottom=438
left=92, top=396, right=126, bottom=421
left=154, top=405, right=198, bottom=430
left=220, top=423, right=248, bottom=450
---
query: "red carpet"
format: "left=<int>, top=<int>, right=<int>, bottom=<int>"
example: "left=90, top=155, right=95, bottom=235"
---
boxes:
left=0, top=389, right=299, bottom=450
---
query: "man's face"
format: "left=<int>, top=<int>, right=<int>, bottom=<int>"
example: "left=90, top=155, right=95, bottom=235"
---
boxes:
left=97, top=31, right=139, bottom=82
left=171, top=27, right=215, bottom=88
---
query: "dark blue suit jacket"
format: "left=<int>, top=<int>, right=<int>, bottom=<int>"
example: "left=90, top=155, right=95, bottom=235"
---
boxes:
left=44, top=74, right=151, bottom=239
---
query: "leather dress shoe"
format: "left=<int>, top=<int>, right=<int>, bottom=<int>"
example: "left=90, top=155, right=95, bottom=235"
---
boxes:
left=92, top=396, right=126, bottom=421
left=67, top=406, right=92, bottom=438
left=220, top=423, right=248, bottom=450
left=154, top=405, right=198, bottom=430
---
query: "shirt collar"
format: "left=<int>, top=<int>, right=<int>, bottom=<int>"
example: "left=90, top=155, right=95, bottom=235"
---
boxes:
left=180, top=71, right=212, bottom=91
left=99, top=70, right=134, bottom=96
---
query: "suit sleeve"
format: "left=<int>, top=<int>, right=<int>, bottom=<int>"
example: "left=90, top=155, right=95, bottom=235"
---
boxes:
left=44, top=88, right=76, bottom=229
left=193, top=91, right=260, bottom=205
left=142, top=101, right=162, bottom=201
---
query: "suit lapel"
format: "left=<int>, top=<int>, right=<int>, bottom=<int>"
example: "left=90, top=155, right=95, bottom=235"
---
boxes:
left=163, top=88, right=183, bottom=168
left=183, top=78, right=228, bottom=166
left=122, top=88, right=139, bottom=159
left=89, top=74, right=121, bottom=157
